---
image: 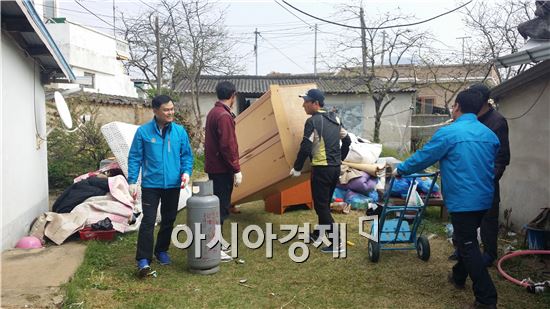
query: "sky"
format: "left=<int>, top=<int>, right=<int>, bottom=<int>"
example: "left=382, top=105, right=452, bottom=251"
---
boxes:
left=49, top=0, right=476, bottom=76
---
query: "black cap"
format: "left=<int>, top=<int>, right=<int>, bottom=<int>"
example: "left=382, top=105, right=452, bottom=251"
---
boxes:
left=299, top=89, right=325, bottom=105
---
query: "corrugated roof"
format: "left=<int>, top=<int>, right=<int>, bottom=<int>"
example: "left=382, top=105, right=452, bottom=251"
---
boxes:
left=175, top=75, right=415, bottom=95
left=491, top=60, right=550, bottom=99
left=46, top=90, right=147, bottom=106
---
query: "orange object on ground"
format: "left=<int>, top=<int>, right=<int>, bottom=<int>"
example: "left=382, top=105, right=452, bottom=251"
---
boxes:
left=264, top=180, right=313, bottom=214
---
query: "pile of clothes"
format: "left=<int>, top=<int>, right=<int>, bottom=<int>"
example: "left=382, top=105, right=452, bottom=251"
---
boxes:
left=30, top=162, right=140, bottom=245
left=331, top=133, right=386, bottom=212
left=26, top=121, right=194, bottom=247
left=330, top=133, right=441, bottom=214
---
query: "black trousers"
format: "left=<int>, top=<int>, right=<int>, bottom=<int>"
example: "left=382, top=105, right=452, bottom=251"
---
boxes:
left=451, top=210, right=497, bottom=306
left=310, top=166, right=340, bottom=242
left=208, top=173, right=234, bottom=225
left=480, top=180, right=500, bottom=262
left=135, top=188, right=180, bottom=261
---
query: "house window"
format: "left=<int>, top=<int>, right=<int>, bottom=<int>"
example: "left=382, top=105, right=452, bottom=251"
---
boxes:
left=237, top=94, right=262, bottom=114
left=84, top=72, right=95, bottom=89
left=416, top=97, right=436, bottom=114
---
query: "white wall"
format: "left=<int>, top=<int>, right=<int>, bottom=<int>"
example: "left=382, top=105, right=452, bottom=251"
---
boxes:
left=328, top=92, right=413, bottom=150
left=46, top=22, right=138, bottom=98
left=498, top=78, right=550, bottom=231
left=180, top=93, right=218, bottom=127
left=1, top=36, right=50, bottom=250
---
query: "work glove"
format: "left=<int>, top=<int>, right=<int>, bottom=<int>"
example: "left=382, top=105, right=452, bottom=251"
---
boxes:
left=181, top=173, right=190, bottom=189
left=289, top=168, right=301, bottom=177
left=128, top=184, right=139, bottom=200
left=392, top=168, right=401, bottom=178
left=234, top=172, right=242, bottom=187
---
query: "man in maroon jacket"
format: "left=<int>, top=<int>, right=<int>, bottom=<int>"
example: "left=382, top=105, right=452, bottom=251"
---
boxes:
left=204, top=81, right=242, bottom=261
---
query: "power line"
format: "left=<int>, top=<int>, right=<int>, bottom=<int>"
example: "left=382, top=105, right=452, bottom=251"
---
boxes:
left=73, top=0, right=115, bottom=28
left=34, top=2, right=115, bottom=19
left=504, top=79, right=549, bottom=120
left=274, top=0, right=313, bottom=28
left=258, top=34, right=309, bottom=72
left=138, top=0, right=159, bottom=12
left=280, top=0, right=473, bottom=30
left=259, top=26, right=310, bottom=33
left=225, top=17, right=356, bottom=28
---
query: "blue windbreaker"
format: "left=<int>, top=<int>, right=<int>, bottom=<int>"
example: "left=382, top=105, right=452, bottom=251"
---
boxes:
left=397, top=114, right=499, bottom=213
left=128, top=118, right=194, bottom=189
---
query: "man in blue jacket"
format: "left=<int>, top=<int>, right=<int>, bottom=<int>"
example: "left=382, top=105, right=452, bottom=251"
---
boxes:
left=395, top=89, right=499, bottom=308
left=128, top=95, right=194, bottom=277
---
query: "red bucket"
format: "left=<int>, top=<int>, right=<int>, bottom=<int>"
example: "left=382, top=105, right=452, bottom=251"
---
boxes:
left=79, top=227, right=116, bottom=241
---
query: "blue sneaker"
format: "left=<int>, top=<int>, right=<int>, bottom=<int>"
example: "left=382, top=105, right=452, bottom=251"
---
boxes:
left=155, top=251, right=171, bottom=265
left=137, top=259, right=151, bottom=278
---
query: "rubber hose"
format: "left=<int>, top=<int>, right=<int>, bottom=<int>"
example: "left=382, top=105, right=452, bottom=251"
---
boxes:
left=496, top=250, right=550, bottom=289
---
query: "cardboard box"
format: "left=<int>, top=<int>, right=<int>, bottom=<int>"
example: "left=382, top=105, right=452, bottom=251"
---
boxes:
left=231, top=84, right=316, bottom=204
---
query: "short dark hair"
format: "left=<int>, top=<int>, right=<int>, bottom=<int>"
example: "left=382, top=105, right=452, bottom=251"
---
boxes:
left=152, top=95, right=172, bottom=109
left=468, top=83, right=491, bottom=103
left=216, top=81, right=236, bottom=100
left=455, top=89, right=484, bottom=114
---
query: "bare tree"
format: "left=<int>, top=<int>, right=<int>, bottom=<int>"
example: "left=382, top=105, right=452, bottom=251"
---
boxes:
left=461, top=0, right=535, bottom=82
left=121, top=11, right=174, bottom=94
left=328, top=5, right=430, bottom=143
left=163, top=0, right=243, bottom=129
left=120, top=0, right=242, bottom=138
left=415, top=52, right=496, bottom=112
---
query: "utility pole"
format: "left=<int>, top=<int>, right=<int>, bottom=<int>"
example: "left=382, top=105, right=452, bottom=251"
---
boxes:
left=155, top=15, right=161, bottom=94
left=314, top=24, right=318, bottom=75
left=112, top=0, right=116, bottom=38
left=254, top=28, right=260, bottom=75
left=380, top=30, right=386, bottom=66
left=360, top=7, right=368, bottom=76
left=456, top=36, right=471, bottom=64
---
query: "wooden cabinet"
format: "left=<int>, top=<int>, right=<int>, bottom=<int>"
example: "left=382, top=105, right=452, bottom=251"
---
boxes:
left=231, top=84, right=315, bottom=205
left=264, top=180, right=313, bottom=214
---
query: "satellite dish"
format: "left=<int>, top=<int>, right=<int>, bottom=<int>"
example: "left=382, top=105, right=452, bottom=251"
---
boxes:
left=54, top=91, right=73, bottom=129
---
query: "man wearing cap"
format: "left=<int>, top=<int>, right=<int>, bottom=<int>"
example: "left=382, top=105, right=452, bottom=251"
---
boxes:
left=472, top=83, right=510, bottom=267
left=291, top=88, right=351, bottom=254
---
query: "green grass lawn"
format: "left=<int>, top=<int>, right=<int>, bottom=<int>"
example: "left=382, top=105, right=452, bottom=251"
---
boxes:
left=63, top=203, right=549, bottom=309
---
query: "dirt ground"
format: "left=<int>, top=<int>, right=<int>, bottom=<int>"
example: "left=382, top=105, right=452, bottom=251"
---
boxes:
left=1, top=189, right=86, bottom=309
left=1, top=241, right=86, bottom=308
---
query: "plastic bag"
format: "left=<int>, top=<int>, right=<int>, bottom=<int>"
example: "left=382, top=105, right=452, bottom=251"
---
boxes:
left=368, top=190, right=379, bottom=203
left=345, top=190, right=371, bottom=210
left=416, top=177, right=440, bottom=194
left=407, top=184, right=424, bottom=207
left=390, top=178, right=412, bottom=197
left=332, top=187, right=348, bottom=201
left=344, top=133, right=383, bottom=164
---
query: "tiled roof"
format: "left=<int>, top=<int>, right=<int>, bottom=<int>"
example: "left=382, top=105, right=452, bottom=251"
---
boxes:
left=175, top=75, right=415, bottom=95
left=46, top=90, right=147, bottom=106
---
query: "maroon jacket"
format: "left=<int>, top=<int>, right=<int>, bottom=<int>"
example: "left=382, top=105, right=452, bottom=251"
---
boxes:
left=204, top=101, right=240, bottom=174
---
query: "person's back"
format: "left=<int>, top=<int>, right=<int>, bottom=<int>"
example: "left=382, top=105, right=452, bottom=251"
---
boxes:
left=204, top=102, right=239, bottom=174
left=307, top=110, right=344, bottom=167
left=435, top=114, right=499, bottom=212
left=203, top=81, right=241, bottom=264
left=396, top=89, right=500, bottom=308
